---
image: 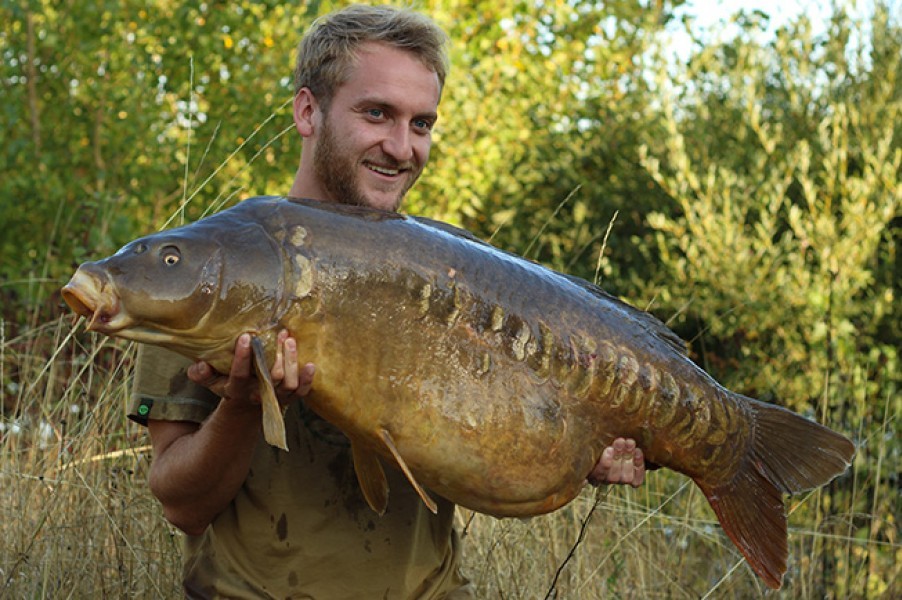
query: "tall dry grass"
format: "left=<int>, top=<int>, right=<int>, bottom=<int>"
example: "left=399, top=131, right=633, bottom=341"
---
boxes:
left=1, top=303, right=898, bottom=598
left=1, top=316, right=181, bottom=598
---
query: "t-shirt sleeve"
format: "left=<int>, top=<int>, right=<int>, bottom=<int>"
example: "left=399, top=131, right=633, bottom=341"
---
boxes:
left=128, top=344, right=221, bottom=426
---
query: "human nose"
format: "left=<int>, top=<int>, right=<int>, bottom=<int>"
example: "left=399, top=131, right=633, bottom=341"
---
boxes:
left=381, top=123, right=414, bottom=163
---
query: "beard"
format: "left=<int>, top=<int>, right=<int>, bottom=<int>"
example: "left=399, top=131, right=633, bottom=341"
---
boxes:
left=312, top=117, right=421, bottom=211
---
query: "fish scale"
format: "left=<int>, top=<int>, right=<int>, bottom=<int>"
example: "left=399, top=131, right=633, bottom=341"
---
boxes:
left=62, top=195, right=855, bottom=589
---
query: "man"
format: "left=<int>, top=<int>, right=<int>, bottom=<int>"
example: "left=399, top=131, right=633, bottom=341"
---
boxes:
left=130, top=5, right=645, bottom=598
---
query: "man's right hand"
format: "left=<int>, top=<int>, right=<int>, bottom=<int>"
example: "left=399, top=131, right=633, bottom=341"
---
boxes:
left=187, top=330, right=315, bottom=409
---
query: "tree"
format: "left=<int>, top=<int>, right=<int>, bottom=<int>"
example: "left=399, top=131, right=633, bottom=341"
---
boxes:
left=637, top=4, right=899, bottom=407
left=635, top=7, right=899, bottom=594
left=0, top=1, right=328, bottom=327
left=415, top=0, right=681, bottom=294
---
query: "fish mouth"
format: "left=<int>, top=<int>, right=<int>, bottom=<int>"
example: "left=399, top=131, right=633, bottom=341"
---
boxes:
left=61, top=269, right=128, bottom=333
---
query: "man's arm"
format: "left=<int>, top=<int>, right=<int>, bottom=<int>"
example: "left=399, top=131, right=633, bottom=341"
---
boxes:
left=147, top=332, right=314, bottom=534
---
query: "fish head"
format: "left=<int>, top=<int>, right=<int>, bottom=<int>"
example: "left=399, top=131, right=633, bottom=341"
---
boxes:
left=62, top=221, right=286, bottom=365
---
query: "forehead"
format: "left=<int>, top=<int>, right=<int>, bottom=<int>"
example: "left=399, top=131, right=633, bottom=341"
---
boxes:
left=334, top=42, right=441, bottom=112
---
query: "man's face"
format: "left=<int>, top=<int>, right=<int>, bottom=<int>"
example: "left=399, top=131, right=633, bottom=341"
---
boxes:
left=311, top=42, right=441, bottom=211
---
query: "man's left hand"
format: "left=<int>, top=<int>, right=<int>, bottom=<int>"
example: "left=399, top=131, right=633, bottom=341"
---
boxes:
left=587, top=437, right=645, bottom=488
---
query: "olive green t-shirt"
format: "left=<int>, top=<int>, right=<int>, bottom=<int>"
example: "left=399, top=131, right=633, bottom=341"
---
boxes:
left=130, top=345, right=471, bottom=599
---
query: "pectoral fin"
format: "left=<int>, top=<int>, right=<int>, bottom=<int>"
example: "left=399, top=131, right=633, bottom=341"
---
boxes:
left=250, top=335, right=288, bottom=451
left=380, top=428, right=438, bottom=514
left=351, top=441, right=389, bottom=516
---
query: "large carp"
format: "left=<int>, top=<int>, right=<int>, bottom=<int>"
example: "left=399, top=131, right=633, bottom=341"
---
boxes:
left=62, top=196, right=854, bottom=589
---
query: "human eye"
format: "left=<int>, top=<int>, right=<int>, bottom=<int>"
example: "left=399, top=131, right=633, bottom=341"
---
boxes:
left=413, top=117, right=434, bottom=134
left=365, top=107, right=385, bottom=120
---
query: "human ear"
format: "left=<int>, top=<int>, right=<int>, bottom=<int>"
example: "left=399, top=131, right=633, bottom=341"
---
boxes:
left=293, top=88, right=318, bottom=137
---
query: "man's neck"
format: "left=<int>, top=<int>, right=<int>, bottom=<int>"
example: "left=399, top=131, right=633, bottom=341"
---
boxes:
left=287, top=172, right=330, bottom=202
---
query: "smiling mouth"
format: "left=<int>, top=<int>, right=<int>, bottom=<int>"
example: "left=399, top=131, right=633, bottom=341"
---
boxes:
left=365, top=161, right=407, bottom=177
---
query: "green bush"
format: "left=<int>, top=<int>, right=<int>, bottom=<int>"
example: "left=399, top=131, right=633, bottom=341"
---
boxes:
left=634, top=8, right=899, bottom=595
left=637, top=5, right=899, bottom=410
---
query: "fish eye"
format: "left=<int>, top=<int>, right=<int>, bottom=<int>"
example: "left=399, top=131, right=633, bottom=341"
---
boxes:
left=161, top=246, right=181, bottom=266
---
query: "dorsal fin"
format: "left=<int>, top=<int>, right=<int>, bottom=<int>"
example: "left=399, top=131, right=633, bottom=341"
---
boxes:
left=276, top=196, right=687, bottom=357
left=560, top=273, right=688, bottom=356
left=411, top=214, right=688, bottom=357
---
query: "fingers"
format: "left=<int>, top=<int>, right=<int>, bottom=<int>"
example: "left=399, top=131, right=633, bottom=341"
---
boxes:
left=279, top=337, right=299, bottom=391
left=630, top=447, right=646, bottom=488
left=297, top=362, right=315, bottom=396
left=187, top=360, right=213, bottom=385
left=220, top=334, right=257, bottom=403
left=271, top=331, right=298, bottom=391
left=230, top=333, right=253, bottom=379
left=188, top=330, right=313, bottom=407
left=188, top=359, right=239, bottom=401
left=187, top=360, right=228, bottom=397
left=609, top=438, right=636, bottom=485
left=587, top=437, right=645, bottom=487
left=587, top=446, right=613, bottom=486
left=271, top=330, right=289, bottom=381
left=270, top=330, right=313, bottom=405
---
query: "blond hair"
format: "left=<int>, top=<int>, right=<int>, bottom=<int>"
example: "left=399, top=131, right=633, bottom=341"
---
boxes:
left=293, top=4, right=449, bottom=111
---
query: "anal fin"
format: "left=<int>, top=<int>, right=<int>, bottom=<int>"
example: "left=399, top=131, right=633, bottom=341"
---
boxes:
left=351, top=441, right=389, bottom=516
left=380, top=428, right=438, bottom=514
left=250, top=336, right=288, bottom=451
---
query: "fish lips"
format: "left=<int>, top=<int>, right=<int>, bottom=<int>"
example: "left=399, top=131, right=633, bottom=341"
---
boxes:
left=62, top=268, right=126, bottom=333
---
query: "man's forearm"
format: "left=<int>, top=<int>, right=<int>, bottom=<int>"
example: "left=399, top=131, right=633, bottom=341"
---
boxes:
left=148, top=400, right=263, bottom=535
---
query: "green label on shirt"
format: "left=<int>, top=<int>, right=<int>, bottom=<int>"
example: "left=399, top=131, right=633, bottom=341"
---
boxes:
left=137, top=399, right=152, bottom=417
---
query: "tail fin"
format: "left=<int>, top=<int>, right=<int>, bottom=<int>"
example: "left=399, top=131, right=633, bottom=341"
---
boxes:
left=696, top=397, right=855, bottom=589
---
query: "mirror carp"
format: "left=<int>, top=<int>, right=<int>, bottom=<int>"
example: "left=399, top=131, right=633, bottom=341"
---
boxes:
left=62, top=196, right=854, bottom=589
